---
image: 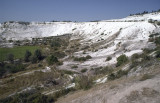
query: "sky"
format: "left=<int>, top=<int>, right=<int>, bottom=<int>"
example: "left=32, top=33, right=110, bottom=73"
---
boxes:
left=0, top=0, right=160, bottom=22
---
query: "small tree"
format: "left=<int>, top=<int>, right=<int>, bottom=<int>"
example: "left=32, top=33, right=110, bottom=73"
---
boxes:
left=24, top=50, right=32, bottom=62
left=116, top=54, right=128, bottom=67
left=31, top=49, right=43, bottom=63
left=34, top=49, right=43, bottom=60
left=7, top=53, right=14, bottom=63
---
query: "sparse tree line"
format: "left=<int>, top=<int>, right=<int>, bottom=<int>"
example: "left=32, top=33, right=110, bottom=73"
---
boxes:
left=130, top=9, right=160, bottom=16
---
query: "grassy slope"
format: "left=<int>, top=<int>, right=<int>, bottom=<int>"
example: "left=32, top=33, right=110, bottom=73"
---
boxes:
left=0, top=46, right=40, bottom=61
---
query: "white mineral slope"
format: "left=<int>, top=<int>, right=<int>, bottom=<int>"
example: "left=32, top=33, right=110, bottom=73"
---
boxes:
left=0, top=13, right=160, bottom=68
left=0, top=13, right=159, bottom=41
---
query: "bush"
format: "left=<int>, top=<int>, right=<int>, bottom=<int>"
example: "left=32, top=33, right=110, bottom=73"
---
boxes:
left=155, top=37, right=160, bottom=45
left=130, top=60, right=139, bottom=69
left=141, top=53, right=151, bottom=61
left=75, top=75, right=93, bottom=90
left=116, top=54, right=128, bottom=67
left=0, top=63, right=26, bottom=77
left=74, top=57, right=86, bottom=61
left=106, top=56, right=112, bottom=61
left=61, top=70, right=74, bottom=75
left=0, top=91, right=54, bottom=103
left=86, top=55, right=92, bottom=59
left=116, top=70, right=128, bottom=78
left=52, top=51, right=66, bottom=58
left=81, top=68, right=87, bottom=73
left=50, top=38, right=61, bottom=48
left=108, top=73, right=116, bottom=80
left=131, top=53, right=140, bottom=61
left=47, top=55, right=59, bottom=65
left=71, top=65, right=78, bottom=69
left=73, top=55, right=92, bottom=62
left=24, top=50, right=32, bottom=62
left=94, top=66, right=113, bottom=75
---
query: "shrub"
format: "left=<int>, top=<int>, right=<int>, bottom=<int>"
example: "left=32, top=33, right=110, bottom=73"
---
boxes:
left=73, top=55, right=92, bottom=62
left=86, top=55, right=92, bottom=59
left=130, top=60, right=139, bottom=69
left=61, top=70, right=74, bottom=75
left=75, top=75, right=93, bottom=90
left=81, top=68, right=87, bottom=73
left=108, top=73, right=116, bottom=80
left=106, top=56, right=112, bottom=61
left=131, top=53, right=140, bottom=62
left=155, top=37, right=160, bottom=45
left=50, top=39, right=61, bottom=47
left=141, top=53, right=151, bottom=61
left=148, top=19, right=153, bottom=23
left=0, top=91, right=54, bottom=103
left=52, top=51, right=66, bottom=58
left=116, top=70, right=128, bottom=78
left=0, top=63, right=26, bottom=77
left=94, top=66, right=113, bottom=75
left=74, top=57, right=86, bottom=61
left=116, top=54, right=128, bottom=67
left=24, top=50, right=32, bottom=62
left=71, top=65, right=78, bottom=69
left=47, top=55, right=59, bottom=65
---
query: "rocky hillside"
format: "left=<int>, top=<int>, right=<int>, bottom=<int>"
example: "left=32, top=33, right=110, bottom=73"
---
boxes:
left=0, top=12, right=160, bottom=103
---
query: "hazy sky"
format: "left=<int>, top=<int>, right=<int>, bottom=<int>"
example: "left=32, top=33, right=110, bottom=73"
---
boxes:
left=0, top=0, right=160, bottom=22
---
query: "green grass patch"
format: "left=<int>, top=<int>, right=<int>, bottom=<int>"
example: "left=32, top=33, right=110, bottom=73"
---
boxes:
left=0, top=46, right=40, bottom=61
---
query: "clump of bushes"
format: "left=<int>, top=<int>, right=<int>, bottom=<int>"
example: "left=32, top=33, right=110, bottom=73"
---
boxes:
left=81, top=68, right=87, bottom=73
left=0, top=62, right=26, bottom=78
left=108, top=70, right=128, bottom=81
left=94, top=66, right=113, bottom=75
left=0, top=90, right=54, bottom=103
left=116, top=54, right=128, bottom=67
left=74, top=55, right=92, bottom=62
